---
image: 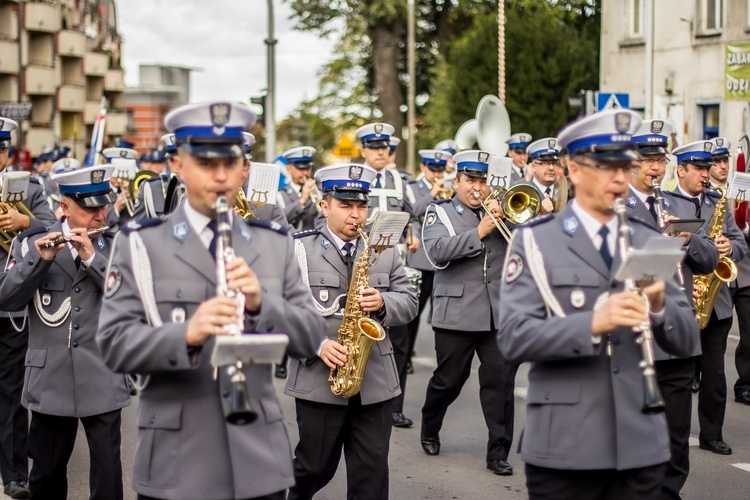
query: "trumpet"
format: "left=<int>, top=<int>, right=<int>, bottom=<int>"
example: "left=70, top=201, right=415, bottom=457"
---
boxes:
left=42, top=226, right=110, bottom=248
left=476, top=183, right=542, bottom=242
left=301, top=175, right=323, bottom=211
left=614, top=197, right=666, bottom=414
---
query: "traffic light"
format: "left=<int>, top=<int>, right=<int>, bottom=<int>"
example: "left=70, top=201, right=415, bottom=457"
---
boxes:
left=250, top=95, right=266, bottom=128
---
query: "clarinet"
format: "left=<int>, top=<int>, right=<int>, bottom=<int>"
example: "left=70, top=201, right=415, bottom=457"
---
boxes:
left=652, top=179, right=685, bottom=289
left=215, top=194, right=257, bottom=425
left=614, top=197, right=666, bottom=414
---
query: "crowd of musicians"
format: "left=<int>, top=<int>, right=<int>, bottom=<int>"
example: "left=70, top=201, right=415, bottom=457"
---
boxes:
left=0, top=101, right=748, bottom=500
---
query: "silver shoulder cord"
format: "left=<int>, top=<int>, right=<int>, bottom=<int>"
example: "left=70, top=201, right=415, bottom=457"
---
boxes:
left=143, top=182, right=157, bottom=219
left=4, top=236, right=28, bottom=332
left=421, top=204, right=455, bottom=271
left=294, top=238, right=345, bottom=317
left=521, top=227, right=566, bottom=318
left=125, top=231, right=163, bottom=391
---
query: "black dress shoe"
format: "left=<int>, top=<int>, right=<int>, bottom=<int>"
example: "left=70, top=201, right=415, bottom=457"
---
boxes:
left=487, top=459, right=513, bottom=476
left=3, top=480, right=30, bottom=499
left=406, top=361, right=414, bottom=374
left=692, top=377, right=700, bottom=393
left=699, top=439, right=732, bottom=455
left=421, top=436, right=440, bottom=456
left=392, top=412, right=413, bottom=428
left=274, top=364, right=287, bottom=379
left=735, top=390, right=750, bottom=406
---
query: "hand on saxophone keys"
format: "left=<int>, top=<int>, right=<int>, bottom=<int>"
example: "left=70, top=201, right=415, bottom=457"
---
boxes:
left=358, top=287, right=384, bottom=313
left=320, top=339, right=348, bottom=369
left=714, top=235, right=732, bottom=256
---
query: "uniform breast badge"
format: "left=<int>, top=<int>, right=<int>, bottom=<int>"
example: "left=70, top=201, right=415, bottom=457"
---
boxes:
left=570, top=288, right=585, bottom=308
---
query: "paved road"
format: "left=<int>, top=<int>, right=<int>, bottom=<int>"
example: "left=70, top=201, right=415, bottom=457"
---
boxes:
left=14, top=316, right=750, bottom=499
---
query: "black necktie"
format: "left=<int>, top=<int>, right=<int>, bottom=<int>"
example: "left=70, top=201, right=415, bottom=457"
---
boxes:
left=519, top=167, right=525, bottom=178
left=598, top=225, right=613, bottom=270
left=473, top=209, right=483, bottom=223
left=645, top=195, right=658, bottom=222
left=342, top=242, right=354, bottom=259
left=74, top=255, right=81, bottom=270
left=692, top=197, right=702, bottom=218
left=207, top=220, right=218, bottom=260
left=374, top=173, right=382, bottom=189
left=544, top=187, right=552, bottom=198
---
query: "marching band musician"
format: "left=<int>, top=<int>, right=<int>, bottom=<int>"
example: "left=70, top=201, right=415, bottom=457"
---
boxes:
left=434, top=139, right=458, bottom=176
left=420, top=150, right=516, bottom=476
left=671, top=140, right=747, bottom=456
left=506, top=133, right=532, bottom=184
left=626, top=119, right=718, bottom=498
left=498, top=109, right=699, bottom=499
left=131, top=140, right=176, bottom=220
left=103, top=147, right=139, bottom=231
left=48, top=157, right=82, bottom=217
left=0, top=165, right=129, bottom=499
left=386, top=137, right=413, bottom=182
left=276, top=146, right=319, bottom=231
left=96, top=101, right=325, bottom=500
left=404, top=149, right=453, bottom=376
left=0, top=117, right=57, bottom=500
left=526, top=138, right=563, bottom=214
left=285, top=164, right=418, bottom=500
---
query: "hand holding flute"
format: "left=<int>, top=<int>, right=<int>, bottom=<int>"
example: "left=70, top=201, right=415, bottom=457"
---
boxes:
left=35, top=226, right=109, bottom=262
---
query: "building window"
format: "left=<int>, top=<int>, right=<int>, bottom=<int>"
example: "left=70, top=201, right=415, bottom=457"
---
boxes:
left=702, top=0, right=724, bottom=32
left=701, top=104, right=720, bottom=140
left=630, top=0, right=644, bottom=37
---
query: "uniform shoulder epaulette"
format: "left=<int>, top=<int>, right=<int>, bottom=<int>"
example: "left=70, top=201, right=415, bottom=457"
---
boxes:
left=704, top=189, right=722, bottom=199
left=665, top=190, right=691, bottom=202
left=292, top=229, right=319, bottom=240
left=517, top=213, right=555, bottom=228
left=432, top=198, right=453, bottom=206
left=242, top=218, right=289, bottom=236
left=103, top=231, right=117, bottom=238
left=16, top=226, right=47, bottom=240
left=627, top=214, right=660, bottom=231
left=28, top=177, right=40, bottom=185
left=121, top=217, right=165, bottom=235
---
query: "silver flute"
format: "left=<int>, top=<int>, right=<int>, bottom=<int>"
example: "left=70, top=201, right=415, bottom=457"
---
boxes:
left=42, top=226, right=110, bottom=247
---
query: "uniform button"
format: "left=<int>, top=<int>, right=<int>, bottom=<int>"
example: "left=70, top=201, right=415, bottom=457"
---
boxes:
left=573, top=276, right=580, bottom=283
left=74, top=287, right=81, bottom=293
left=613, top=366, right=620, bottom=374
left=74, top=306, right=80, bottom=312
left=267, top=325, right=274, bottom=331
left=544, top=392, right=550, bottom=401
left=73, top=324, right=79, bottom=330
left=667, top=325, right=673, bottom=331
left=222, top=390, right=230, bottom=398
left=573, top=347, right=581, bottom=354
left=486, top=264, right=490, bottom=268
left=176, top=290, right=183, bottom=298
left=377, top=279, right=382, bottom=285
left=100, top=266, right=106, bottom=272
left=469, top=245, right=474, bottom=249
left=612, top=337, right=620, bottom=346
left=44, top=282, right=49, bottom=287
left=28, top=260, right=34, bottom=265
left=168, top=358, right=177, bottom=366
left=149, top=415, right=156, bottom=424
left=72, top=341, right=79, bottom=348
left=320, top=278, right=325, bottom=284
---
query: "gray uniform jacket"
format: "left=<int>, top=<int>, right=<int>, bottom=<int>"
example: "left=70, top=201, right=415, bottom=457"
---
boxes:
left=497, top=205, right=699, bottom=471
left=284, top=227, right=418, bottom=405
left=278, top=185, right=318, bottom=231
left=132, top=175, right=169, bottom=220
left=734, top=229, right=750, bottom=289
left=96, top=206, right=326, bottom=500
left=2, top=179, right=58, bottom=320
left=0, top=220, right=130, bottom=417
left=406, top=177, right=437, bottom=271
left=623, top=187, right=657, bottom=224
left=424, top=198, right=508, bottom=331
left=679, top=189, right=748, bottom=321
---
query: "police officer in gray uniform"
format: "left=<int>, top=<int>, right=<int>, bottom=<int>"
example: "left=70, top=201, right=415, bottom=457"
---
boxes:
left=0, top=165, right=129, bottom=500
left=131, top=144, right=175, bottom=220
left=626, top=120, right=718, bottom=498
left=506, top=133, right=532, bottom=184
left=285, top=163, right=417, bottom=500
left=0, top=117, right=57, bottom=500
left=276, top=146, right=319, bottom=231
left=498, top=109, right=700, bottom=499
left=97, top=101, right=325, bottom=500
left=420, top=150, right=516, bottom=476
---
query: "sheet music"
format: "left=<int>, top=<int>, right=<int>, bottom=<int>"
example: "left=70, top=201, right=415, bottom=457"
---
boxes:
left=368, top=211, right=410, bottom=249
left=728, top=172, right=750, bottom=201
left=1, top=171, right=30, bottom=203
left=487, top=157, right=514, bottom=191
left=246, top=162, right=280, bottom=206
left=615, top=236, right=686, bottom=283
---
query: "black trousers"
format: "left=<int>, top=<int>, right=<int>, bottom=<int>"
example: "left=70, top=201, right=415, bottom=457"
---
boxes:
left=405, top=269, right=435, bottom=362
left=289, top=396, right=393, bottom=500
left=732, top=286, right=750, bottom=395
left=421, top=328, right=516, bottom=461
left=139, top=493, right=285, bottom=500
left=28, top=409, right=123, bottom=500
left=525, top=462, right=666, bottom=500
left=389, top=324, right=411, bottom=414
left=697, top=311, right=733, bottom=441
left=655, top=357, right=695, bottom=499
left=0, top=317, right=28, bottom=485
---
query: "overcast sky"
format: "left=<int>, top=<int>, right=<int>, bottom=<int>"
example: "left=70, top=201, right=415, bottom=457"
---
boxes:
left=115, top=0, right=338, bottom=118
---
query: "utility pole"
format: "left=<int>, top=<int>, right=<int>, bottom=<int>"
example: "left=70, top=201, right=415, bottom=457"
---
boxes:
left=406, top=0, right=416, bottom=172
left=265, top=0, right=277, bottom=162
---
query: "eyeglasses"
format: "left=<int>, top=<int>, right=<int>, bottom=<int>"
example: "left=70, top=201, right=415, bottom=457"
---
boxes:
left=532, top=161, right=559, bottom=168
left=576, top=160, right=636, bottom=173
left=636, top=158, right=669, bottom=166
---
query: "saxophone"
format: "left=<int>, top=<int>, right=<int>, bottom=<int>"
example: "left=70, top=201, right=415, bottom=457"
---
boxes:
left=329, top=225, right=386, bottom=398
left=693, top=185, right=739, bottom=329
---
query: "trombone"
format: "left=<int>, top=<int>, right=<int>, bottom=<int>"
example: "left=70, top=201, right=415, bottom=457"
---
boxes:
left=476, top=183, right=541, bottom=242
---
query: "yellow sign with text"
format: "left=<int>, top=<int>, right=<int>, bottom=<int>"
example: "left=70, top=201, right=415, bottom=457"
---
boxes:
left=333, top=135, right=357, bottom=158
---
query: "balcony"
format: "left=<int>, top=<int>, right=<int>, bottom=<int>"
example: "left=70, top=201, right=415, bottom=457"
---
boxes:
left=84, top=100, right=100, bottom=124
left=58, top=85, right=85, bottom=112
left=0, top=40, right=19, bottom=74
left=25, top=3, right=60, bottom=34
left=29, top=95, right=53, bottom=125
left=107, top=111, right=127, bottom=135
left=0, top=75, right=17, bottom=101
left=27, top=127, right=55, bottom=156
left=60, top=58, right=83, bottom=86
left=104, top=68, right=124, bottom=92
left=28, top=32, right=54, bottom=66
left=83, top=52, right=108, bottom=76
left=58, top=30, right=86, bottom=58
left=25, top=66, right=56, bottom=95
left=0, top=4, right=18, bottom=40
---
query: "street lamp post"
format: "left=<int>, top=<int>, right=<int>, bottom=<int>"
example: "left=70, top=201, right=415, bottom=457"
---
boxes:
left=406, top=0, right=416, bottom=172
left=265, top=0, right=277, bottom=162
